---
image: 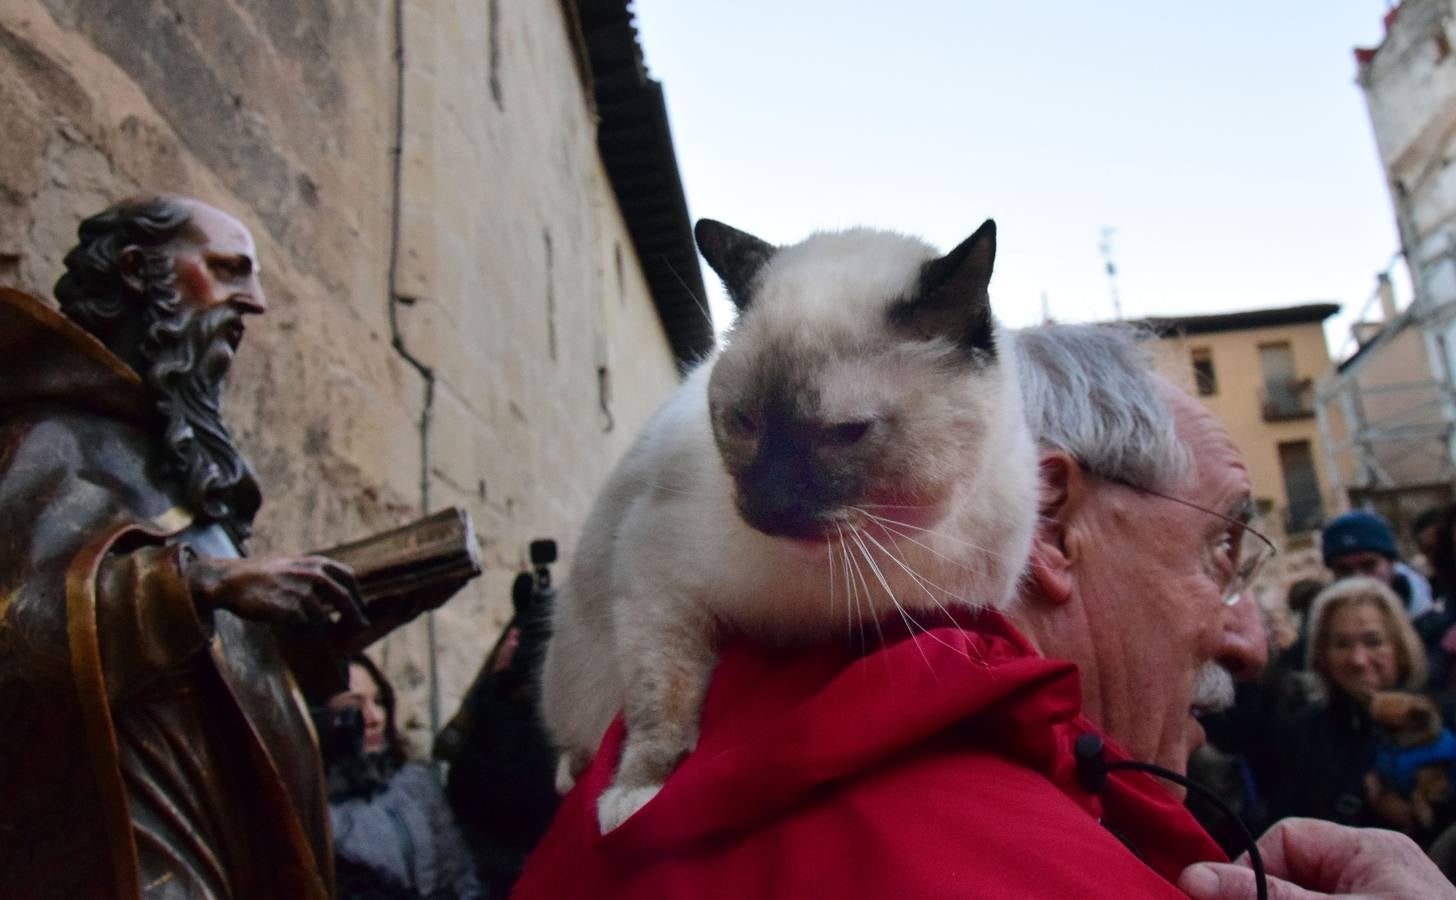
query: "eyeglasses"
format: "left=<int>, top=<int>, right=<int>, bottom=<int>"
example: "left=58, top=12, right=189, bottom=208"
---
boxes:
left=1092, top=470, right=1277, bottom=607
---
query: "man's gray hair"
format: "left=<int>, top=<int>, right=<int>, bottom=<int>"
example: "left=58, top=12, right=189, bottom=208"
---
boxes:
left=1013, top=323, right=1191, bottom=490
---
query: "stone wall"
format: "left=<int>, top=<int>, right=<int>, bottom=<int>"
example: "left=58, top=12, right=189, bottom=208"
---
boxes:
left=0, top=0, right=683, bottom=748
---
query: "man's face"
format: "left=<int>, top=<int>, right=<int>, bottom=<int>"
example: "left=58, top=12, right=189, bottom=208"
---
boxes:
left=1068, top=385, right=1266, bottom=777
left=169, top=201, right=267, bottom=345
left=1330, top=550, right=1394, bottom=585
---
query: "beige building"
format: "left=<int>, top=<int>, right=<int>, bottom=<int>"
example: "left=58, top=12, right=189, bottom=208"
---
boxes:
left=1141, top=304, right=1340, bottom=592
left=0, top=0, right=710, bottom=745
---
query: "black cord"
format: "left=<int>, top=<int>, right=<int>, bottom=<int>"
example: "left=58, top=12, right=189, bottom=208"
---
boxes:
left=1075, top=733, right=1268, bottom=900
left=1105, top=760, right=1268, bottom=900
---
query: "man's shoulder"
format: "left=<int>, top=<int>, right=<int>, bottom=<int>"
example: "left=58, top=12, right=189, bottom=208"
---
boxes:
left=840, top=746, right=1190, bottom=895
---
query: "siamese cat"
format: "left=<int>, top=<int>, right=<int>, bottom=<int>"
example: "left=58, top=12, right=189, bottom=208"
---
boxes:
left=540, top=217, right=1038, bottom=833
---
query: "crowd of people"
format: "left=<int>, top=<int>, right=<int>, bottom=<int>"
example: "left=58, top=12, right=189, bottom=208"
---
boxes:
left=1196, top=505, right=1456, bottom=877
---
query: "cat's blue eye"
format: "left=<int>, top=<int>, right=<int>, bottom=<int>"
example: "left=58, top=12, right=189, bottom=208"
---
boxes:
left=824, top=421, right=872, bottom=446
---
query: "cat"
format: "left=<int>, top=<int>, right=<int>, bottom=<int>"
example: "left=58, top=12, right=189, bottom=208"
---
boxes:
left=539, top=217, right=1039, bottom=833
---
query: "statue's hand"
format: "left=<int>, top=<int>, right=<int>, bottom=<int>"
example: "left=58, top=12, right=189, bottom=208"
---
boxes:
left=185, top=555, right=369, bottom=630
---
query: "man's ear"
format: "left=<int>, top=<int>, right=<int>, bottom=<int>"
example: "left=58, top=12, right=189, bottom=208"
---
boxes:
left=1026, top=451, right=1086, bottom=606
left=118, top=246, right=147, bottom=294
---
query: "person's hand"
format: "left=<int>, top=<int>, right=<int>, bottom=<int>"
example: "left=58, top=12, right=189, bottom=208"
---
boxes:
left=186, top=554, right=368, bottom=630
left=1178, top=817, right=1455, bottom=899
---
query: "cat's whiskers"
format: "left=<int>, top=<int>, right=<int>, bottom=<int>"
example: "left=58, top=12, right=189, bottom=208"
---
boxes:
left=854, top=527, right=972, bottom=662
left=617, top=474, right=721, bottom=500
left=850, top=532, right=890, bottom=653
left=839, top=523, right=862, bottom=651
left=837, top=521, right=859, bottom=647
left=845, top=529, right=904, bottom=658
left=859, top=525, right=966, bottom=607
left=855, top=507, right=1054, bottom=576
left=832, top=523, right=846, bottom=641
left=847, top=526, right=954, bottom=678
left=850, top=507, right=984, bottom=573
left=661, top=255, right=717, bottom=332
left=841, top=531, right=878, bottom=656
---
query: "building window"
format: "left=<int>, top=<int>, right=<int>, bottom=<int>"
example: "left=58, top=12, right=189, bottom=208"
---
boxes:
left=1279, top=439, right=1324, bottom=533
left=1191, top=347, right=1217, bottom=396
left=1259, top=341, right=1314, bottom=421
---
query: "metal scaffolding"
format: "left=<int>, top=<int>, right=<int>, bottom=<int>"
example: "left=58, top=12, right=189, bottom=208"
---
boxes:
left=1315, top=233, right=1456, bottom=525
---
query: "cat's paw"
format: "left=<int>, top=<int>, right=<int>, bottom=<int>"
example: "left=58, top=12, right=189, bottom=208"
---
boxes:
left=555, top=753, right=580, bottom=795
left=596, top=781, right=663, bottom=833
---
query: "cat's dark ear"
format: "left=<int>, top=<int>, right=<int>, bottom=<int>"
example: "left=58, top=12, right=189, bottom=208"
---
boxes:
left=890, top=219, right=997, bottom=355
left=695, top=219, right=776, bottom=311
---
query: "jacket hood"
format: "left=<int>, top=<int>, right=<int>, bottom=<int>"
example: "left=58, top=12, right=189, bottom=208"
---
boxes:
left=588, top=610, right=1086, bottom=853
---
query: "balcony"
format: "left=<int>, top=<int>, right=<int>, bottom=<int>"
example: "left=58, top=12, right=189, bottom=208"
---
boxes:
left=1259, top=378, right=1316, bottom=422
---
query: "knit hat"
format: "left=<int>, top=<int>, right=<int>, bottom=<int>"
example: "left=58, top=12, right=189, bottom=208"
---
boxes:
left=1322, top=510, right=1398, bottom=566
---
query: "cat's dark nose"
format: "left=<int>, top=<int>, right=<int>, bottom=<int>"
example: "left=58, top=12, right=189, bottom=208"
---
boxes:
left=736, top=448, right=832, bottom=539
left=737, top=498, right=829, bottom=539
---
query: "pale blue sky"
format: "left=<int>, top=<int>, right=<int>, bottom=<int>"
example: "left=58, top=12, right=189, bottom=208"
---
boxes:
left=631, top=1, right=1401, bottom=356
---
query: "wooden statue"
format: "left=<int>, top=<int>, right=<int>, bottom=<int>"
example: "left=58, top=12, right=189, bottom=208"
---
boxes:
left=0, top=195, right=476, bottom=899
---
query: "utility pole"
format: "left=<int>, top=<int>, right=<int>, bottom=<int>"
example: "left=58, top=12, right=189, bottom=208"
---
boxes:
left=1099, top=226, right=1122, bottom=321
left=1040, top=290, right=1051, bottom=325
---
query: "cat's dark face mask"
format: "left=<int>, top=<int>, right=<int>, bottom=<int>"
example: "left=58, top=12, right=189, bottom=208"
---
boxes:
left=696, top=218, right=1001, bottom=541
left=712, top=360, right=888, bottom=539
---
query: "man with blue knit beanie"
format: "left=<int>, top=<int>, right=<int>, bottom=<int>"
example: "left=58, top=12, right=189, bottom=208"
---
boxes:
left=1323, top=509, right=1449, bottom=688
left=1323, top=510, right=1433, bottom=616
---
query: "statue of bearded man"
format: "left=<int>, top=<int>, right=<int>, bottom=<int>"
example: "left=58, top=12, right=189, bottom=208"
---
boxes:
left=0, top=195, right=366, bottom=899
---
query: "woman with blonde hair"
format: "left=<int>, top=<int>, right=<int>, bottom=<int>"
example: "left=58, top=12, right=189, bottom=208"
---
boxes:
left=1305, top=576, right=1428, bottom=698
left=1265, top=577, right=1430, bottom=828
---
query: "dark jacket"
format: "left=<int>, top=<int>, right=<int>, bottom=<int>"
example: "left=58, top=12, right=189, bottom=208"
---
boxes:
left=1264, top=690, right=1378, bottom=827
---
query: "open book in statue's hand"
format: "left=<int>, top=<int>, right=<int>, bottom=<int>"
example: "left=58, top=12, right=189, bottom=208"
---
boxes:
left=285, top=507, right=483, bottom=701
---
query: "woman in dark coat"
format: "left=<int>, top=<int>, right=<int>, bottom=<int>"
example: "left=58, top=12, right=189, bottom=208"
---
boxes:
left=1265, top=577, right=1430, bottom=829
left=324, top=654, right=484, bottom=900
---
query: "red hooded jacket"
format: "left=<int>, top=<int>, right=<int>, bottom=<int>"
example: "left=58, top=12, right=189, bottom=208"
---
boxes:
left=514, top=610, right=1225, bottom=898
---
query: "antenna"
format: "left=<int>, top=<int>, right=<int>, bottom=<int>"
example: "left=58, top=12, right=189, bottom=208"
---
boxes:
left=1040, top=290, right=1052, bottom=325
left=1099, top=226, right=1123, bottom=321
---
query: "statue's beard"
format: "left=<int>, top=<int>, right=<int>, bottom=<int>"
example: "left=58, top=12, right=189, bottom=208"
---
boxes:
left=141, top=301, right=261, bottom=546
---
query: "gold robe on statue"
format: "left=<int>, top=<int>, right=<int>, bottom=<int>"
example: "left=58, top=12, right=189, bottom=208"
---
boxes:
left=0, top=288, right=333, bottom=899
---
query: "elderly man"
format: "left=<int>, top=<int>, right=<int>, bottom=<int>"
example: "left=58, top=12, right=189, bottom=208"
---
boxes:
left=0, top=196, right=364, bottom=898
left=513, top=324, right=1453, bottom=899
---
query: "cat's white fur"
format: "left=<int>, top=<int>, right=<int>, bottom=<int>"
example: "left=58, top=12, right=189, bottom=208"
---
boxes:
left=540, top=226, right=1038, bottom=832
